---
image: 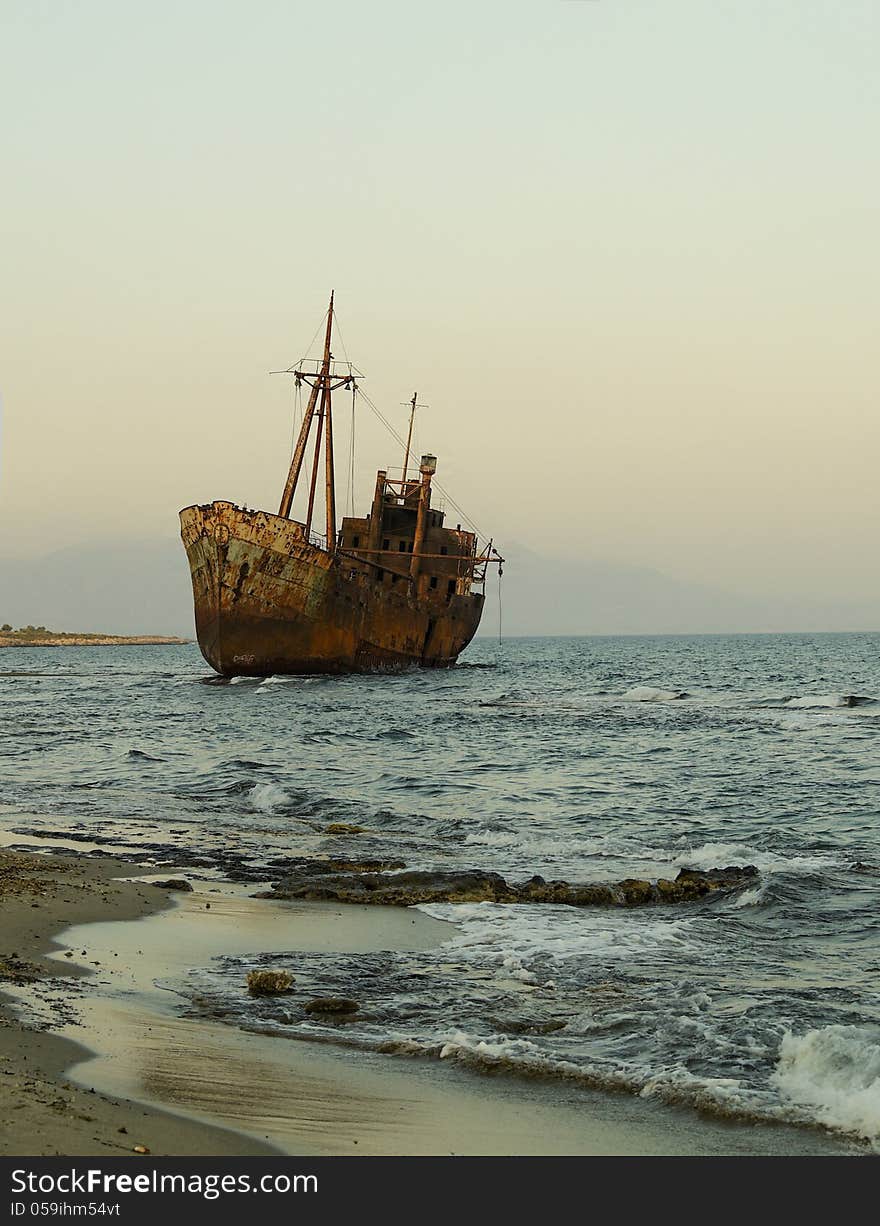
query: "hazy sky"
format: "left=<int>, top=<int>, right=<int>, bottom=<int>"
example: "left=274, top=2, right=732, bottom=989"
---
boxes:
left=2, top=1, right=878, bottom=620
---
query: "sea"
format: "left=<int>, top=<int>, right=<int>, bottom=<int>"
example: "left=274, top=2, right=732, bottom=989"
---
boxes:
left=2, top=632, right=880, bottom=1147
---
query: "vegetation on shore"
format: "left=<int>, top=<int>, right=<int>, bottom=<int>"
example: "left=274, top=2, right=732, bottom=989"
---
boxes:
left=0, top=624, right=188, bottom=646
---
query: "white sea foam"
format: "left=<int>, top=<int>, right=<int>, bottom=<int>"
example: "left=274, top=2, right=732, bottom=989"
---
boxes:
left=247, top=781, right=288, bottom=813
left=772, top=1026, right=880, bottom=1143
left=437, top=1028, right=583, bottom=1075
left=418, top=901, right=700, bottom=967
left=622, top=686, right=689, bottom=702
left=672, top=841, right=837, bottom=876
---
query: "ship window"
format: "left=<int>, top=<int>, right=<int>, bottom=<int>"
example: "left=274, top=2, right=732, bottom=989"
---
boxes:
left=447, top=580, right=456, bottom=595
left=430, top=576, right=438, bottom=589
left=353, top=535, right=360, bottom=548
left=398, top=540, right=406, bottom=552
left=377, top=568, right=385, bottom=581
left=391, top=573, right=399, bottom=584
left=383, top=538, right=390, bottom=551
left=408, top=541, right=413, bottom=552
left=440, top=545, right=448, bottom=555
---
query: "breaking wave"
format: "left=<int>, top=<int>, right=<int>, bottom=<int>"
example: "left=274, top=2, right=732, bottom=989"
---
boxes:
left=773, top=1026, right=880, bottom=1143
left=247, top=781, right=290, bottom=813
left=672, top=842, right=839, bottom=876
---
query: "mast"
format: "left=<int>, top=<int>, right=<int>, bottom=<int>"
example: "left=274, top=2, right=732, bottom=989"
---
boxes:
left=276, top=292, right=345, bottom=552
left=402, top=392, right=417, bottom=486
left=278, top=292, right=335, bottom=522
left=323, top=376, right=336, bottom=552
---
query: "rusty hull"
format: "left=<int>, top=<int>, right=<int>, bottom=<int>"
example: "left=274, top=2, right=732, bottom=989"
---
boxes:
left=180, top=502, right=484, bottom=676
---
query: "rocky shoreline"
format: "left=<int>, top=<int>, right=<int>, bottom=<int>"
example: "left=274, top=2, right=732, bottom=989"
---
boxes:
left=261, top=861, right=759, bottom=906
left=0, top=845, right=860, bottom=1157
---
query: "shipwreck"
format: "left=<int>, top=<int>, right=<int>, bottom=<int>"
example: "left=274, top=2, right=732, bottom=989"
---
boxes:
left=180, top=294, right=503, bottom=676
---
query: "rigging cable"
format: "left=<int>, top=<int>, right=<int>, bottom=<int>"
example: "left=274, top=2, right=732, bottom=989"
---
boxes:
left=497, top=561, right=504, bottom=650
left=290, top=379, right=302, bottom=460
left=331, top=308, right=357, bottom=516
left=348, top=381, right=356, bottom=517
left=299, top=308, right=328, bottom=365
left=330, top=306, right=352, bottom=367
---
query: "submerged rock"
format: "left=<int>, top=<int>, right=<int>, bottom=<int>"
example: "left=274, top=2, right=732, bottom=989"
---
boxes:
left=150, top=878, right=193, bottom=892
left=265, top=864, right=758, bottom=908
left=304, top=997, right=359, bottom=1014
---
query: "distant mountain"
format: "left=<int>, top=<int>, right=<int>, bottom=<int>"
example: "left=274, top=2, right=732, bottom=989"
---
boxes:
left=0, top=538, right=875, bottom=639
left=0, top=539, right=195, bottom=637
left=480, top=543, right=878, bottom=636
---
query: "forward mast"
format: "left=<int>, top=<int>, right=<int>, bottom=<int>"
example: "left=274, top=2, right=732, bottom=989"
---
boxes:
left=277, top=291, right=356, bottom=551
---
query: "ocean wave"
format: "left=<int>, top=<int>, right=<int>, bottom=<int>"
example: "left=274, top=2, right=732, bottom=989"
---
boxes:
left=754, top=694, right=878, bottom=710
left=247, top=781, right=290, bottom=813
left=622, top=686, right=690, bottom=702
left=224, top=758, right=276, bottom=772
left=730, top=884, right=768, bottom=909
left=773, top=1025, right=880, bottom=1143
left=672, top=842, right=838, bottom=876
left=379, top=1026, right=871, bottom=1144
left=790, top=694, right=876, bottom=709
left=388, top=1029, right=821, bottom=1136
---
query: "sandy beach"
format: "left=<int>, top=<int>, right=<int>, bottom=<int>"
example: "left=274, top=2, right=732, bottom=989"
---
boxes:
left=0, top=848, right=275, bottom=1156
left=0, top=844, right=859, bottom=1157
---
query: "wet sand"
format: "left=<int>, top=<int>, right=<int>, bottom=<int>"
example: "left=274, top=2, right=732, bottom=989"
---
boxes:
left=2, top=844, right=861, bottom=1156
left=0, top=848, right=275, bottom=1156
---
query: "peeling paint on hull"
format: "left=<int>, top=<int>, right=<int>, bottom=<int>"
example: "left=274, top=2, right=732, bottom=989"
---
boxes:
left=180, top=502, right=484, bottom=677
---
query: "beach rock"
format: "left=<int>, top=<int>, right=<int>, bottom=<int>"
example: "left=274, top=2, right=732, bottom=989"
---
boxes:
left=267, top=864, right=758, bottom=909
left=246, top=970, right=294, bottom=996
left=326, top=823, right=367, bottom=835
left=304, top=997, right=359, bottom=1014
left=0, top=955, right=42, bottom=983
left=151, top=878, right=193, bottom=892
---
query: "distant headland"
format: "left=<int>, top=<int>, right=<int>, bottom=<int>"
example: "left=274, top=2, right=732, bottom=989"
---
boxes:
left=0, top=624, right=190, bottom=647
